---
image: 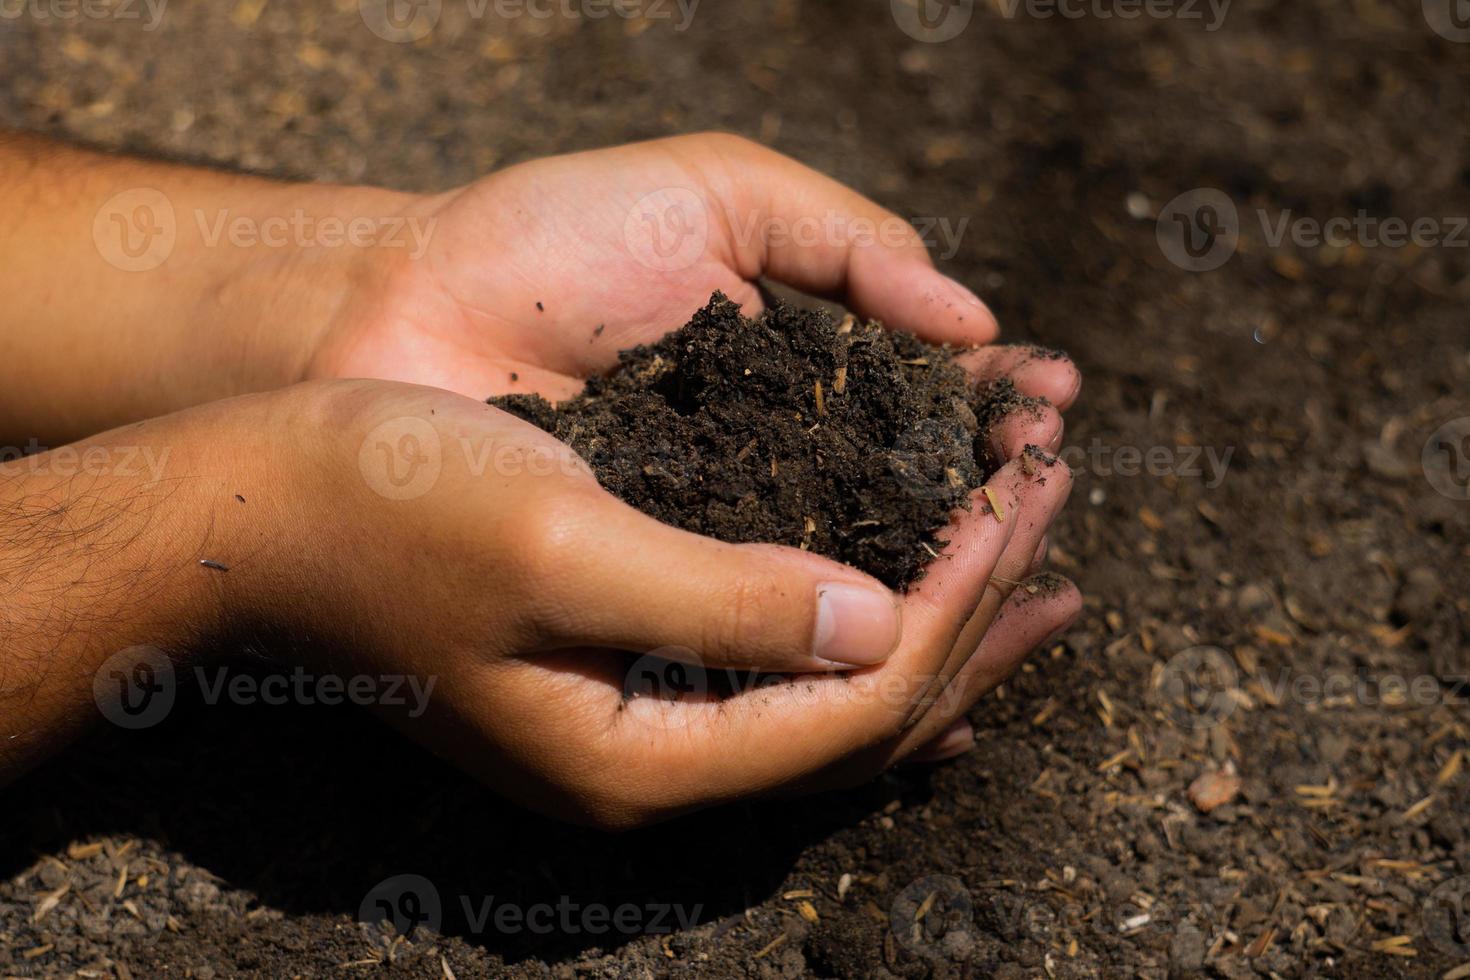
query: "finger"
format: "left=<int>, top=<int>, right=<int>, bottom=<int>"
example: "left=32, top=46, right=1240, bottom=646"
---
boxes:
left=955, top=345, right=1082, bottom=410
left=896, top=573, right=1082, bottom=758
left=521, top=489, right=902, bottom=673
left=615, top=453, right=1064, bottom=806
left=900, top=450, right=1074, bottom=729
left=986, top=402, right=1064, bottom=463
left=702, top=136, right=1000, bottom=346
left=906, top=717, right=975, bottom=764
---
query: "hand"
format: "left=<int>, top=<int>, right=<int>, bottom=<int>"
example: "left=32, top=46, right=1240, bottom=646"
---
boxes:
left=0, top=133, right=1082, bottom=817
left=309, top=133, right=1082, bottom=412
left=242, top=380, right=1079, bottom=827
left=0, top=130, right=1077, bottom=448
left=297, top=133, right=1084, bottom=789
left=0, top=377, right=1075, bottom=823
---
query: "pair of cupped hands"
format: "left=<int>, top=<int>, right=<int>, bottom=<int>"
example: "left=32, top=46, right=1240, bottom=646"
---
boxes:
left=97, top=134, right=1082, bottom=828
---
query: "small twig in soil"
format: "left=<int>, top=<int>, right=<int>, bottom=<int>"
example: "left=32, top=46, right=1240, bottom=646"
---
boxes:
left=752, top=933, right=787, bottom=959
left=989, top=574, right=1039, bottom=594
left=981, top=486, right=1006, bottom=522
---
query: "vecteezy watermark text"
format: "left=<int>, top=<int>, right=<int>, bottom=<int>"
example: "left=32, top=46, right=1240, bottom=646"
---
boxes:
left=0, top=0, right=167, bottom=29
left=992, top=0, right=1229, bottom=30
left=359, top=0, right=699, bottom=44
left=359, top=874, right=702, bottom=940
left=891, top=0, right=1227, bottom=43
left=93, top=188, right=437, bottom=273
left=1156, top=187, right=1470, bottom=272
left=1057, top=440, right=1234, bottom=489
left=194, top=209, right=435, bottom=257
left=1157, top=646, right=1470, bottom=730
left=621, top=187, right=971, bottom=273
left=93, top=647, right=437, bottom=730
left=0, top=440, right=171, bottom=482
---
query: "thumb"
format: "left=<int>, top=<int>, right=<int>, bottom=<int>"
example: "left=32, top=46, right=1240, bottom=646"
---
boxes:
left=698, top=134, right=999, bottom=346
left=522, top=491, right=902, bottom=673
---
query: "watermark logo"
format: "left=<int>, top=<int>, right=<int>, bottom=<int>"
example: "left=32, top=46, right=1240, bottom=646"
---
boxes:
left=891, top=0, right=974, bottom=42
left=623, top=187, right=708, bottom=273
left=1423, top=417, right=1470, bottom=501
left=1157, top=646, right=1238, bottom=729
left=1156, top=188, right=1239, bottom=272
left=359, top=417, right=444, bottom=501
left=1425, top=876, right=1470, bottom=956
left=360, top=0, right=697, bottom=40
left=94, top=192, right=436, bottom=270
left=93, top=646, right=176, bottom=730
left=361, top=874, right=444, bottom=938
left=1424, top=0, right=1470, bottom=42
left=889, top=417, right=975, bottom=501
left=1158, top=187, right=1470, bottom=271
left=359, top=0, right=441, bottom=41
left=93, top=188, right=177, bottom=272
left=93, top=662, right=438, bottom=730
left=890, top=874, right=975, bottom=959
left=359, top=876, right=701, bottom=937
left=620, top=648, right=708, bottom=730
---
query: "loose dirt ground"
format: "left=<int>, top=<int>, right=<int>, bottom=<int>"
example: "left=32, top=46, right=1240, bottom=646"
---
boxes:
left=2, top=1, right=1468, bottom=977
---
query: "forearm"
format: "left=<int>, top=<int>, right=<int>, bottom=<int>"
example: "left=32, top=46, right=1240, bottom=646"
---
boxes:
left=0, top=393, right=289, bottom=781
left=0, top=130, right=410, bottom=446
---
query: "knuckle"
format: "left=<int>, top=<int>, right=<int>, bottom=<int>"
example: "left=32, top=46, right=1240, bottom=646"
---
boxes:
left=504, top=489, right=600, bottom=610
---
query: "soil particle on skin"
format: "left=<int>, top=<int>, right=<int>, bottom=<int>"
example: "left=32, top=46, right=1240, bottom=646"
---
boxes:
left=492, top=292, right=1040, bottom=589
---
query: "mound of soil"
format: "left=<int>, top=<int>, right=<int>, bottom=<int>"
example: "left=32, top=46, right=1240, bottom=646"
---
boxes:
left=492, top=292, right=1038, bottom=589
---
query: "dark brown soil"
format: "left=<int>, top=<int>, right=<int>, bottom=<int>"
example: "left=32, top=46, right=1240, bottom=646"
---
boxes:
left=492, top=292, right=1029, bottom=589
left=3, top=3, right=1469, bottom=979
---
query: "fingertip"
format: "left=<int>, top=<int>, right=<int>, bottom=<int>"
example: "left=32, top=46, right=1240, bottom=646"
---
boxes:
left=1054, top=361, right=1083, bottom=412
left=987, top=403, right=1064, bottom=463
left=906, top=717, right=975, bottom=764
left=812, top=579, right=903, bottom=668
left=995, top=573, right=1083, bottom=641
left=927, top=271, right=1001, bottom=345
left=955, top=346, right=1080, bottom=409
left=852, top=261, right=1000, bottom=347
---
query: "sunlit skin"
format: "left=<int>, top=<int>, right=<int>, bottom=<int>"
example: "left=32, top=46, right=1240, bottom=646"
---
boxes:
left=0, top=132, right=1080, bottom=827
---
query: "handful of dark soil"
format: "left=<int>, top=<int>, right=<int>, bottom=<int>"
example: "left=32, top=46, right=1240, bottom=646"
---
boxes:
left=492, top=293, right=1036, bottom=589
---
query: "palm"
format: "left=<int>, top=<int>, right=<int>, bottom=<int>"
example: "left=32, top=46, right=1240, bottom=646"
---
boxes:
left=316, top=140, right=766, bottom=403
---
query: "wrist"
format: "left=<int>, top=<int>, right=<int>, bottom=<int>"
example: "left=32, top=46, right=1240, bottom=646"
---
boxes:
left=0, top=396, right=288, bottom=776
left=179, top=182, right=433, bottom=397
